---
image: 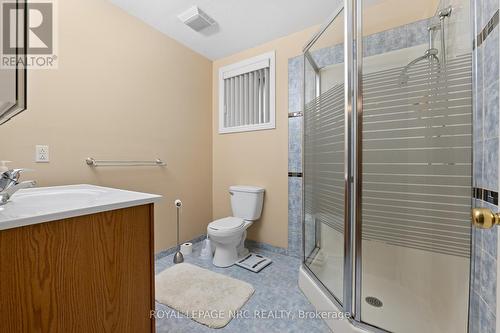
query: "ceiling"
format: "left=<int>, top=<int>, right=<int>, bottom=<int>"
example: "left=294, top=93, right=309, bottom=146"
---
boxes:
left=108, top=0, right=342, bottom=60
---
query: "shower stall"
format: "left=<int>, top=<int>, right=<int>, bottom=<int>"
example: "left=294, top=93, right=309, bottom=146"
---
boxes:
left=299, top=0, right=476, bottom=332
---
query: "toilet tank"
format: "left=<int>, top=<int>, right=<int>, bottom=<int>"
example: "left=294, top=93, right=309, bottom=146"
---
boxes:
left=229, top=185, right=265, bottom=221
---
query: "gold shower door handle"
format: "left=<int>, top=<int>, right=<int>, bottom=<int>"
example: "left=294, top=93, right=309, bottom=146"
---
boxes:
left=471, top=208, right=500, bottom=229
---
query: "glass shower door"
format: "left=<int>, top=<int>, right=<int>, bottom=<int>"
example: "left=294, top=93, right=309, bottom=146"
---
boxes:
left=358, top=1, right=472, bottom=332
left=303, top=7, right=347, bottom=305
left=302, top=1, right=473, bottom=331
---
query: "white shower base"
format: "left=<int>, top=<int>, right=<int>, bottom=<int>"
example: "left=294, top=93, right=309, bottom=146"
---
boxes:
left=299, top=265, right=367, bottom=333
left=300, top=239, right=470, bottom=333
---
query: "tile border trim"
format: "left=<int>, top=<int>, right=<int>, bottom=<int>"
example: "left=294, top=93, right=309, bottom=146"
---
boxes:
left=473, top=187, right=499, bottom=205
left=476, top=10, right=499, bottom=48
left=288, top=172, right=303, bottom=177
left=289, top=112, right=303, bottom=118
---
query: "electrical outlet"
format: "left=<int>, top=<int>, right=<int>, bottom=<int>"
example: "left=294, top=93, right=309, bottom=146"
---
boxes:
left=35, top=145, right=49, bottom=163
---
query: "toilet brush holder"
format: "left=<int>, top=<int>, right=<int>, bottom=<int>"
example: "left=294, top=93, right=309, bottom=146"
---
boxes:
left=173, top=199, right=184, bottom=264
left=200, top=236, right=212, bottom=259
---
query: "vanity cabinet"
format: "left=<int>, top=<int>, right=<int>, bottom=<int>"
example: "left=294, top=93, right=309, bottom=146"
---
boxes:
left=0, top=204, right=155, bottom=333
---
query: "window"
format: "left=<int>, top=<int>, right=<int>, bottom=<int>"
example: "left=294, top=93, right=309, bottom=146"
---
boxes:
left=218, top=51, right=275, bottom=134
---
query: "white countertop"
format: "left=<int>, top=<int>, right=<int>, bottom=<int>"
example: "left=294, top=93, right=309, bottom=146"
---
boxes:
left=0, top=184, right=162, bottom=231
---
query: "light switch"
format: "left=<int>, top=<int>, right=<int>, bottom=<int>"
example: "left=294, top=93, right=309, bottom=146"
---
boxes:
left=35, top=145, right=49, bottom=163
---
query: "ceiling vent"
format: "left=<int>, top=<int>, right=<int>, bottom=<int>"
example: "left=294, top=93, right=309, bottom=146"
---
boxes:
left=178, top=6, right=216, bottom=32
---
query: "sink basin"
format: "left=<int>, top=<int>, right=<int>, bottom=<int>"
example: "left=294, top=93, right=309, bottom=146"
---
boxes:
left=4, top=187, right=106, bottom=215
left=0, top=184, right=161, bottom=231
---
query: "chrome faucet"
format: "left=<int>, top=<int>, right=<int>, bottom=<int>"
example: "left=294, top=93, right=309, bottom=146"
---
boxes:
left=0, top=169, right=36, bottom=205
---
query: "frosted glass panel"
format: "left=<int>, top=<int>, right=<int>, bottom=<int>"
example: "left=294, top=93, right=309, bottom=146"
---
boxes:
left=360, top=1, right=472, bottom=332
left=303, top=8, right=345, bottom=305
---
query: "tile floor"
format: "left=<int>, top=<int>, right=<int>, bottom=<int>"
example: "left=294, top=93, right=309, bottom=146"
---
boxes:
left=154, top=243, right=331, bottom=333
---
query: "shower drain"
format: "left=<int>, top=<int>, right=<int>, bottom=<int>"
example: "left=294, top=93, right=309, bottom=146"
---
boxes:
left=365, top=296, right=383, bottom=308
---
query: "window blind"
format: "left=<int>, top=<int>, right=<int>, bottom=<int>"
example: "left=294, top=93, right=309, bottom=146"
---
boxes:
left=223, top=67, right=270, bottom=129
left=218, top=51, right=275, bottom=133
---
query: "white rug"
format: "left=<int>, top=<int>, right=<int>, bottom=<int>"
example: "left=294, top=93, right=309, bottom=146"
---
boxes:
left=155, top=263, right=255, bottom=328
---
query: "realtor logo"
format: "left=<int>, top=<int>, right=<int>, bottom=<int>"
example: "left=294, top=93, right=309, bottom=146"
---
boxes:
left=1, top=0, right=57, bottom=68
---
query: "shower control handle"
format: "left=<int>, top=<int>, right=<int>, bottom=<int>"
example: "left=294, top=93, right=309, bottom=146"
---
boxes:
left=471, top=208, right=500, bottom=229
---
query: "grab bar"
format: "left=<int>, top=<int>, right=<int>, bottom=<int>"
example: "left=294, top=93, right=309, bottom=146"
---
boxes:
left=85, top=157, right=166, bottom=167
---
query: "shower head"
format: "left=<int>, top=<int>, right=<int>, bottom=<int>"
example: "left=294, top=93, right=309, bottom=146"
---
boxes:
left=438, top=6, right=452, bottom=19
left=398, top=5, right=453, bottom=87
left=399, top=49, right=440, bottom=85
left=424, top=48, right=439, bottom=57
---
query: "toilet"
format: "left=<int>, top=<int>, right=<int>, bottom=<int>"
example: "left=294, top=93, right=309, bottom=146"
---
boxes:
left=207, top=185, right=265, bottom=267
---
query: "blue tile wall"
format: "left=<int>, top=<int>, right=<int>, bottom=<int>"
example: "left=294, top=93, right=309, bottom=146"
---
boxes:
left=288, top=54, right=304, bottom=259
left=471, top=200, right=499, bottom=333
left=288, top=176, right=303, bottom=258
left=470, top=288, right=481, bottom=333
left=471, top=201, right=498, bottom=333
left=484, top=138, right=499, bottom=190
left=305, top=19, right=431, bottom=71
left=484, top=28, right=499, bottom=142
left=470, top=2, right=499, bottom=331
left=482, top=0, right=500, bottom=28
left=288, top=57, right=304, bottom=114
left=288, top=117, right=302, bottom=173
left=407, top=18, right=432, bottom=46
left=364, top=25, right=407, bottom=57
left=480, top=294, right=497, bottom=333
left=312, top=43, right=344, bottom=69
left=474, top=140, right=484, bottom=188
left=475, top=40, right=486, bottom=189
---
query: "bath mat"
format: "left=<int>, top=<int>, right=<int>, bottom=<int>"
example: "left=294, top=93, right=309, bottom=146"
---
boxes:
left=155, top=263, right=254, bottom=328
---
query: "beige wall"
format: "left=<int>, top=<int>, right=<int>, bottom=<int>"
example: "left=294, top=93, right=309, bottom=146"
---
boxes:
left=0, top=0, right=213, bottom=253
left=212, top=27, right=318, bottom=249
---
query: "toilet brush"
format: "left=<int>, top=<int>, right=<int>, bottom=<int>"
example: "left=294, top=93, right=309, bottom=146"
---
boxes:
left=173, top=199, right=184, bottom=264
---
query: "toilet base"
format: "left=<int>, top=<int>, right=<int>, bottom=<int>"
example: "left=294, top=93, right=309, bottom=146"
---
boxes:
left=212, top=241, right=239, bottom=267
left=211, top=230, right=249, bottom=268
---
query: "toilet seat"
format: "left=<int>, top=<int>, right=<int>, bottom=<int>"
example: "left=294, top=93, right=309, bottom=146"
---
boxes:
left=208, top=217, right=245, bottom=236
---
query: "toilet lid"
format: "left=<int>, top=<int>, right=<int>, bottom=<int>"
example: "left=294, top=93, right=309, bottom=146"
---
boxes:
left=209, top=217, right=245, bottom=230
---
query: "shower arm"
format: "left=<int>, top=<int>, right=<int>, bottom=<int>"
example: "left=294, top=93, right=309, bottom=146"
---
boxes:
left=438, top=6, right=452, bottom=66
left=428, top=27, right=434, bottom=50
left=427, top=23, right=440, bottom=50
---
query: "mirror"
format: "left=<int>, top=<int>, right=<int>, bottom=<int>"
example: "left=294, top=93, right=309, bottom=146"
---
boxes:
left=0, top=0, right=27, bottom=125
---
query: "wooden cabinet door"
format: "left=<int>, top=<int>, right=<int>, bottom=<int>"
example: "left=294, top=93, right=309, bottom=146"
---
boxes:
left=0, top=204, right=155, bottom=333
